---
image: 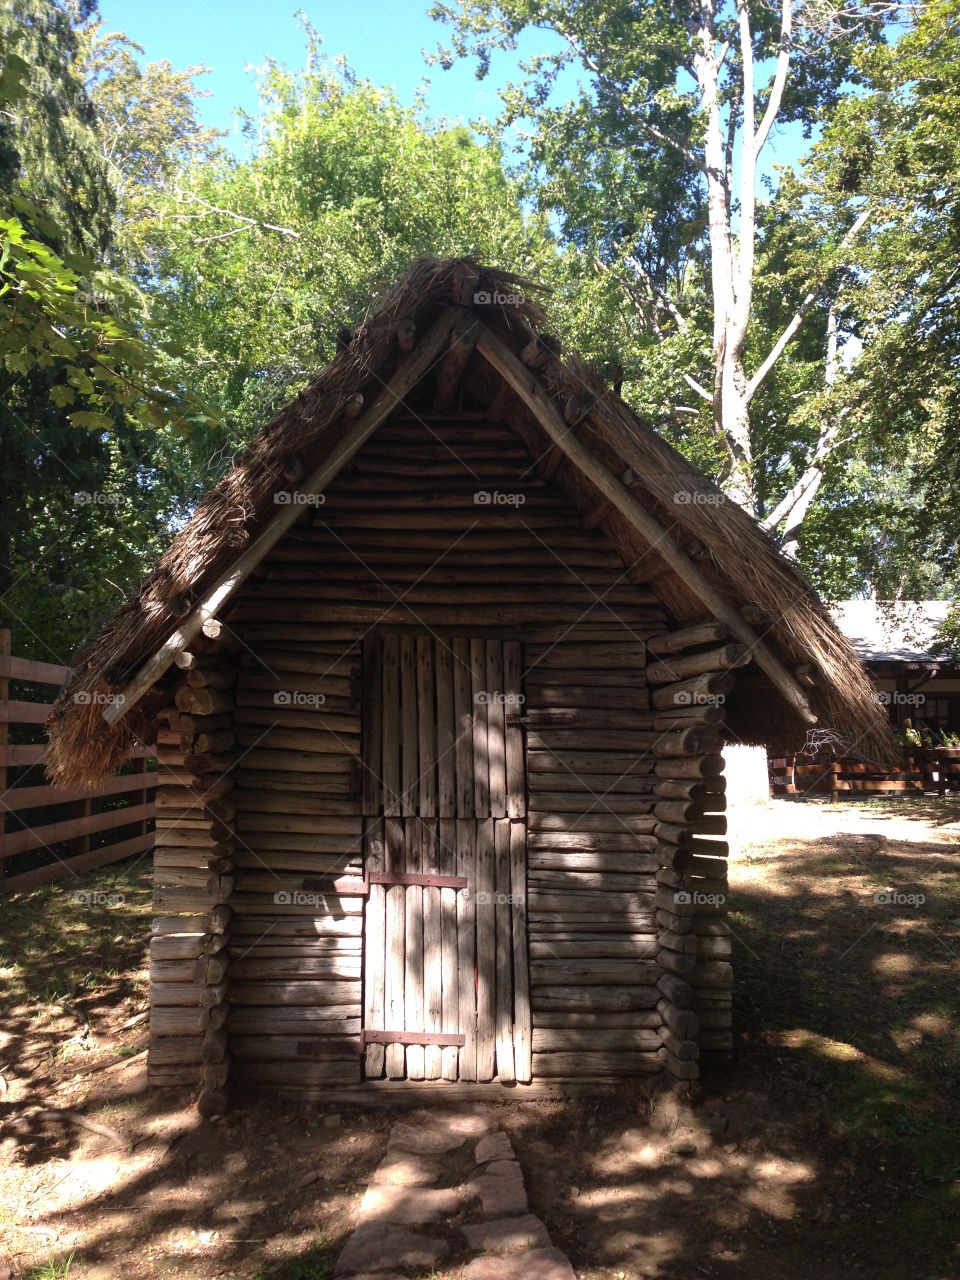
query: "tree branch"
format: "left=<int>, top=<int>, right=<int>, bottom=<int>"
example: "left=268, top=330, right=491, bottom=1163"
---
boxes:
left=761, top=424, right=839, bottom=533
left=746, top=205, right=871, bottom=402
left=563, top=34, right=706, bottom=172
left=176, top=192, right=301, bottom=239
left=755, top=0, right=793, bottom=157
left=732, top=0, right=756, bottom=341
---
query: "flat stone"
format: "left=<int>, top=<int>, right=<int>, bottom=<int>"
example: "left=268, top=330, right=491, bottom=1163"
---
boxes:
left=463, top=1213, right=551, bottom=1253
left=388, top=1122, right=466, bottom=1155
left=461, top=1247, right=576, bottom=1280
left=358, top=1183, right=459, bottom=1225
left=469, top=1163, right=528, bottom=1217
left=401, top=1108, right=496, bottom=1138
left=371, top=1150, right=442, bottom=1187
left=475, top=1131, right=514, bottom=1164
left=439, top=1111, right=497, bottom=1137
left=335, top=1224, right=449, bottom=1275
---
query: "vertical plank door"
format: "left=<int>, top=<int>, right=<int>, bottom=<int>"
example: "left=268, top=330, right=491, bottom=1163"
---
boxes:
left=360, top=635, right=527, bottom=1085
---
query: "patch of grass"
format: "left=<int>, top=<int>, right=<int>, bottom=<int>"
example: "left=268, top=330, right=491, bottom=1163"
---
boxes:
left=733, top=814, right=960, bottom=1261
left=0, top=858, right=152, bottom=1011
left=23, top=1253, right=75, bottom=1279
left=254, top=1242, right=334, bottom=1280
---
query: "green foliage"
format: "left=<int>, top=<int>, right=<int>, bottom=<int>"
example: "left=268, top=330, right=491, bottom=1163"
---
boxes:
left=144, top=41, right=552, bottom=456
left=0, top=1, right=216, bottom=661
left=792, top=0, right=960, bottom=598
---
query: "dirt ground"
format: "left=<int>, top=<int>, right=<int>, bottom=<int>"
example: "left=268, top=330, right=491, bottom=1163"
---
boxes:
left=1, top=796, right=958, bottom=1280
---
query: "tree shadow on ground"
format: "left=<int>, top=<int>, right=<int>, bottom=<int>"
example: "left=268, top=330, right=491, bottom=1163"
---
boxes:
left=4, top=814, right=959, bottom=1280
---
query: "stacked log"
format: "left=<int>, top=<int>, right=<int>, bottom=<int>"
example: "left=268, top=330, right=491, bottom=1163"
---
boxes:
left=225, top=638, right=365, bottom=1095
left=523, top=640, right=666, bottom=1082
left=646, top=624, right=741, bottom=1079
left=229, top=417, right=670, bottom=643
left=151, top=643, right=240, bottom=1115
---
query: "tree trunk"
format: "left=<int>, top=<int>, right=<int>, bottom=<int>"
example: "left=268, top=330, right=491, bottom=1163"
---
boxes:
left=717, top=344, right=754, bottom=510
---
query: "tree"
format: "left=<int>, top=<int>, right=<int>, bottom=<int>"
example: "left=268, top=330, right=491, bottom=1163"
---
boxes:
left=0, top=1, right=213, bottom=658
left=142, top=44, right=552, bottom=460
left=792, top=0, right=960, bottom=608
left=79, top=22, right=222, bottom=264
left=430, top=0, right=898, bottom=532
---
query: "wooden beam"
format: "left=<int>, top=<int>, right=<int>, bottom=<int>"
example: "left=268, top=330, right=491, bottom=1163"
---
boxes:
left=474, top=323, right=818, bottom=726
left=104, top=308, right=461, bottom=726
left=434, top=314, right=480, bottom=410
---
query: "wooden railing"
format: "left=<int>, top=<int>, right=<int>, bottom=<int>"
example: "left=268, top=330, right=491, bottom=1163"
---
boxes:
left=0, top=630, right=156, bottom=893
left=769, top=748, right=960, bottom=800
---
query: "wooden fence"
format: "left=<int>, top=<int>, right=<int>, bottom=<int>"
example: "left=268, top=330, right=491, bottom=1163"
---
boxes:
left=0, top=630, right=156, bottom=893
left=769, top=748, right=960, bottom=800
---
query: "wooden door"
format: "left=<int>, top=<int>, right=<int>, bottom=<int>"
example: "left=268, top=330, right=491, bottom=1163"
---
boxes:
left=360, top=635, right=530, bottom=1083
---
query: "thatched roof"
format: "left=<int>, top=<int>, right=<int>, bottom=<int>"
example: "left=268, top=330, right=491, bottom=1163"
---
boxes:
left=47, top=257, right=897, bottom=786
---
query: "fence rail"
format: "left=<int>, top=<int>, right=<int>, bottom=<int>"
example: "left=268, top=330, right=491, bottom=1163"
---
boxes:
left=0, top=630, right=156, bottom=893
left=769, top=748, right=960, bottom=800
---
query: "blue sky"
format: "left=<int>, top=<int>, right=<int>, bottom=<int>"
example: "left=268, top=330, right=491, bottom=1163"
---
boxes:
left=97, top=1, right=557, bottom=145
left=97, top=0, right=812, bottom=178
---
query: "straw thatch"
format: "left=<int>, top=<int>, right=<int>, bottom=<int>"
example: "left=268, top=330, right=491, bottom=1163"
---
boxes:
left=46, top=256, right=897, bottom=785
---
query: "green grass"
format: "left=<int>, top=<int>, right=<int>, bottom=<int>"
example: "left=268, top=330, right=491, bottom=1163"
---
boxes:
left=23, top=1253, right=75, bottom=1279
left=731, top=798, right=960, bottom=1262
left=0, top=858, right=152, bottom=1011
left=253, top=1242, right=334, bottom=1280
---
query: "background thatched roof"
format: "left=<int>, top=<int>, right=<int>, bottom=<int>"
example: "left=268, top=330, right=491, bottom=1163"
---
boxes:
left=46, top=256, right=897, bottom=785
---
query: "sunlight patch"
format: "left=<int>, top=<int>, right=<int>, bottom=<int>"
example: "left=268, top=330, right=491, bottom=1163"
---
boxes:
left=778, top=1029, right=907, bottom=1082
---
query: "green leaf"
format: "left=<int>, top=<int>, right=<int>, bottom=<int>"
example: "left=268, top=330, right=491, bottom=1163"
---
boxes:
left=68, top=410, right=115, bottom=430
left=49, top=383, right=76, bottom=407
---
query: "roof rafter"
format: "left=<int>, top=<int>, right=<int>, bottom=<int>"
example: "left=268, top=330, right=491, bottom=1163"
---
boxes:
left=473, top=322, right=819, bottom=727
left=102, top=307, right=462, bottom=727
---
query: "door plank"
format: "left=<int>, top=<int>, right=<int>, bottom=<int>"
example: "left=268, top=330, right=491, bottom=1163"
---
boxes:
left=503, top=640, right=525, bottom=819
left=384, top=817, right=406, bottom=1077
left=422, top=820, right=443, bottom=1079
left=453, top=639, right=475, bottom=818
left=400, top=635, right=418, bottom=817
left=475, top=818, right=496, bottom=1081
left=439, top=818, right=460, bottom=1080
left=361, top=640, right=382, bottom=816
left=494, top=818, right=516, bottom=1083
left=403, top=818, right=425, bottom=1078
left=416, top=636, right=437, bottom=817
left=362, top=820, right=386, bottom=1077
left=436, top=641, right=456, bottom=818
left=470, top=640, right=489, bottom=816
left=381, top=635, right=401, bottom=817
left=510, top=819, right=532, bottom=1082
left=456, top=819, right=478, bottom=1081
left=485, top=642, right=507, bottom=818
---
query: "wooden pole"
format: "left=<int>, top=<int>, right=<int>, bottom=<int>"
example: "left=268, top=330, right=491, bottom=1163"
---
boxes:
left=104, top=308, right=462, bottom=726
left=0, top=631, right=8, bottom=879
left=474, top=323, right=819, bottom=726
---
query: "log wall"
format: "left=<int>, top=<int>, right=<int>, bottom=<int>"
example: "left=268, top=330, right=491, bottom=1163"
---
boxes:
left=147, top=413, right=735, bottom=1098
left=149, top=639, right=240, bottom=1108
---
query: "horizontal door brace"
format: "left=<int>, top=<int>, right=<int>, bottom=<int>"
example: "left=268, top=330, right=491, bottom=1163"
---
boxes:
left=368, top=871, right=469, bottom=890
left=361, top=1029, right=466, bottom=1047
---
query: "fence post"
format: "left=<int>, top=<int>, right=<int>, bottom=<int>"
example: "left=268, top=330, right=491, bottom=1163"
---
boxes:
left=830, top=759, right=841, bottom=803
left=131, top=755, right=149, bottom=835
left=0, top=629, right=8, bottom=868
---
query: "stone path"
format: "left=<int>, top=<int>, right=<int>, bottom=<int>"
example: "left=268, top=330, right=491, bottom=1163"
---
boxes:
left=334, top=1108, right=576, bottom=1280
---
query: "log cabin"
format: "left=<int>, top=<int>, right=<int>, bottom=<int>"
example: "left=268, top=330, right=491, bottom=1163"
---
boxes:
left=47, top=258, right=895, bottom=1114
